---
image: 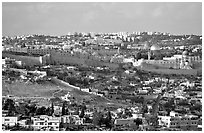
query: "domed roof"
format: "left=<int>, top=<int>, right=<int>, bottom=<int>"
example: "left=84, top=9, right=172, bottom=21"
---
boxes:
left=182, top=50, right=188, bottom=56
left=150, top=44, right=160, bottom=51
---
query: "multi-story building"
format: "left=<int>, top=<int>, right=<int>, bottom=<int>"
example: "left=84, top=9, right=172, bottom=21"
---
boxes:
left=27, top=48, right=57, bottom=55
left=134, top=49, right=201, bottom=70
left=61, top=115, right=84, bottom=125
left=8, top=47, right=28, bottom=53
left=31, top=115, right=60, bottom=131
left=2, top=116, right=19, bottom=127
left=158, top=115, right=199, bottom=130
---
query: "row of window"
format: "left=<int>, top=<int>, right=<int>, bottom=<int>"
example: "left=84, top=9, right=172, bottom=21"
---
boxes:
left=35, top=122, right=59, bottom=125
left=171, top=122, right=197, bottom=125
left=4, top=119, right=11, bottom=121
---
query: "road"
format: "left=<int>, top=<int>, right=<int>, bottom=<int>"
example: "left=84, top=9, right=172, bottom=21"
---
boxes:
left=52, top=86, right=63, bottom=97
left=2, top=95, right=50, bottom=100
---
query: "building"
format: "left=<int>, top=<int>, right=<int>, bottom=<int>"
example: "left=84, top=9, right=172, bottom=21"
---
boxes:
left=8, top=47, right=28, bottom=53
left=2, top=52, right=44, bottom=67
left=149, top=44, right=162, bottom=60
left=61, top=115, right=84, bottom=125
left=158, top=116, right=171, bottom=127
left=27, top=48, right=56, bottom=55
left=31, top=115, right=60, bottom=131
left=135, top=49, right=201, bottom=70
left=158, top=115, right=199, bottom=130
left=2, top=116, right=19, bottom=127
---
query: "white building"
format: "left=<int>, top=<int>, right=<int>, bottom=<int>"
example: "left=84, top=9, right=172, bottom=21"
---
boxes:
left=2, top=116, right=18, bottom=126
left=61, top=115, right=84, bottom=125
left=8, top=47, right=28, bottom=53
left=158, top=116, right=171, bottom=127
left=31, top=115, right=60, bottom=131
left=158, top=115, right=199, bottom=130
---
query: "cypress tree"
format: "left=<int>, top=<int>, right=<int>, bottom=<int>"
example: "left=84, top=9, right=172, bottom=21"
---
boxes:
left=62, top=102, right=66, bottom=116
left=50, top=102, right=54, bottom=116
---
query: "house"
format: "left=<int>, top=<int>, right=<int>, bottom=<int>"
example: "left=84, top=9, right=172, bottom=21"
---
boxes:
left=179, top=115, right=199, bottom=130
left=158, top=115, right=199, bottom=130
left=61, top=93, right=71, bottom=102
left=158, top=116, right=171, bottom=127
left=2, top=116, right=19, bottom=127
left=31, top=115, right=60, bottom=131
left=18, top=119, right=29, bottom=127
left=61, top=115, right=84, bottom=125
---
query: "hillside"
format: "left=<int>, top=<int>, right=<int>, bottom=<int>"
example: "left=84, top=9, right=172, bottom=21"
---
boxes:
left=2, top=78, right=124, bottom=108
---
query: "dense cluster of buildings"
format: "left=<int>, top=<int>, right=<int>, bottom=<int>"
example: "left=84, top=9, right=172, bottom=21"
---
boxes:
left=2, top=32, right=202, bottom=131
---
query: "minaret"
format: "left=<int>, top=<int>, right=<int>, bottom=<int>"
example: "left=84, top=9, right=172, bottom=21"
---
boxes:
left=148, top=50, right=151, bottom=60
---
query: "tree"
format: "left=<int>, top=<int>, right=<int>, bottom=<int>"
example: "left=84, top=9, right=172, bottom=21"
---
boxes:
left=124, top=108, right=133, bottom=117
left=87, top=33, right=91, bottom=37
left=3, top=99, right=16, bottom=116
left=78, top=33, right=83, bottom=37
left=45, top=107, right=51, bottom=116
left=79, top=108, right=85, bottom=118
left=164, top=99, right=175, bottom=112
left=134, top=118, right=143, bottom=129
left=74, top=32, right=78, bottom=37
left=104, top=111, right=113, bottom=129
left=15, top=103, right=29, bottom=116
left=92, top=111, right=103, bottom=126
left=62, top=102, right=66, bottom=116
left=35, top=106, right=47, bottom=115
left=106, top=111, right=112, bottom=121
left=27, top=104, right=37, bottom=116
left=50, top=102, right=54, bottom=116
left=135, top=52, right=141, bottom=60
left=74, top=107, right=80, bottom=115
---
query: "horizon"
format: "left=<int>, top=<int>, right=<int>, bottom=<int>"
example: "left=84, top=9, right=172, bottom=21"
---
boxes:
left=2, top=2, right=202, bottom=36
left=2, top=31, right=202, bottom=38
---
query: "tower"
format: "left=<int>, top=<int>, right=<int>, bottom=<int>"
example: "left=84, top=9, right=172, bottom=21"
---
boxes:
left=148, top=51, right=151, bottom=60
left=144, top=42, right=150, bottom=60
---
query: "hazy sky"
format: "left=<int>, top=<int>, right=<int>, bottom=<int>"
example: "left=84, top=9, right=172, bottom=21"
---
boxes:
left=2, top=2, right=202, bottom=36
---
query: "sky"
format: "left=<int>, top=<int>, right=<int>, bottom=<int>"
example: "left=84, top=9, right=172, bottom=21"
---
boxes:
left=2, top=2, right=202, bottom=36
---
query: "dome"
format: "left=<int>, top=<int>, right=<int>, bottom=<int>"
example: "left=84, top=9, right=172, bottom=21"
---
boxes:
left=150, top=44, right=160, bottom=51
left=182, top=51, right=188, bottom=56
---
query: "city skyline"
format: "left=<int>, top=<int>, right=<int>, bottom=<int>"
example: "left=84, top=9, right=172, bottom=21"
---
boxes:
left=2, top=2, right=202, bottom=36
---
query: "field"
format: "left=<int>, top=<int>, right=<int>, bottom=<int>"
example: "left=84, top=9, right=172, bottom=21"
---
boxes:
left=2, top=80, right=59, bottom=97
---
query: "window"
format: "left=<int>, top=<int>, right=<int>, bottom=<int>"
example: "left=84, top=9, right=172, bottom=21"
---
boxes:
left=4, top=119, right=10, bottom=121
left=40, top=122, right=44, bottom=125
left=48, top=122, right=52, bottom=125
